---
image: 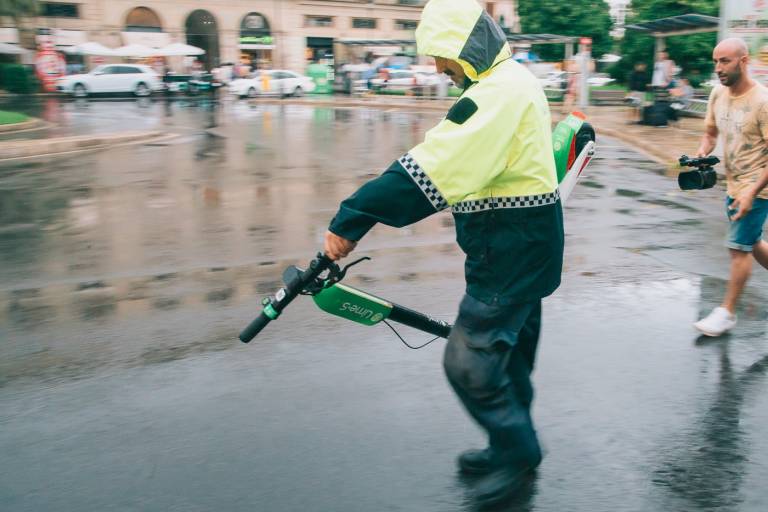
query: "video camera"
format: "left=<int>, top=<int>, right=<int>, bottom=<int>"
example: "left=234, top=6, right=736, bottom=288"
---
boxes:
left=678, top=155, right=720, bottom=190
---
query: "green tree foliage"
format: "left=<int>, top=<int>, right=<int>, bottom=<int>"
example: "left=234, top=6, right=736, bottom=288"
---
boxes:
left=0, top=0, right=37, bottom=18
left=613, top=0, right=719, bottom=85
left=517, top=0, right=613, bottom=61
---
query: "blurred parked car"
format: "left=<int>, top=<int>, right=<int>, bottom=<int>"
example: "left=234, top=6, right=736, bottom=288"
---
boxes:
left=163, top=73, right=220, bottom=95
left=334, top=63, right=374, bottom=94
left=229, top=70, right=316, bottom=98
left=538, top=71, right=615, bottom=89
left=56, top=64, right=162, bottom=97
left=539, top=71, right=568, bottom=90
left=589, top=73, right=615, bottom=87
left=360, top=69, right=443, bottom=92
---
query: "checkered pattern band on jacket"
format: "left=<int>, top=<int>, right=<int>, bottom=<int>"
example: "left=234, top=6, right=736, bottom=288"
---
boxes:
left=452, top=189, right=560, bottom=213
left=397, top=153, right=448, bottom=211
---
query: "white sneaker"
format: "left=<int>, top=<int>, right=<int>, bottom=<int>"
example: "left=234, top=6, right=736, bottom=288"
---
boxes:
left=694, top=307, right=737, bottom=337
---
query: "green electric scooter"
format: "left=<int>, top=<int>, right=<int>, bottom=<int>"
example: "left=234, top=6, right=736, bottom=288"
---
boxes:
left=239, top=113, right=596, bottom=345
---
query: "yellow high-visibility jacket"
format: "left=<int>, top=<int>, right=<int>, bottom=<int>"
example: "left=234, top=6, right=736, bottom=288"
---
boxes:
left=330, top=0, right=564, bottom=305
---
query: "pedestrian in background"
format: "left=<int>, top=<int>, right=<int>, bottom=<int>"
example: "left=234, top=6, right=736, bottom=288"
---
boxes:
left=561, top=59, right=579, bottom=115
left=626, top=62, right=649, bottom=122
left=652, top=50, right=675, bottom=89
left=694, top=38, right=768, bottom=336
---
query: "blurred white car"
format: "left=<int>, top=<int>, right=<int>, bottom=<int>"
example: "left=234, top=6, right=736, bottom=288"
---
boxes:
left=56, top=64, right=162, bottom=97
left=361, top=69, right=443, bottom=92
left=229, top=70, right=316, bottom=98
left=539, top=71, right=568, bottom=89
left=538, top=71, right=615, bottom=89
left=589, top=73, right=615, bottom=87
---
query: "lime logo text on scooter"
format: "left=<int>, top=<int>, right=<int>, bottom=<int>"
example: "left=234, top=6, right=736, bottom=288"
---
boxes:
left=341, top=302, right=375, bottom=320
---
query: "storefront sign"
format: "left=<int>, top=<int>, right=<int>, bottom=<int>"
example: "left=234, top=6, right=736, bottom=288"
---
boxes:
left=238, top=35, right=274, bottom=45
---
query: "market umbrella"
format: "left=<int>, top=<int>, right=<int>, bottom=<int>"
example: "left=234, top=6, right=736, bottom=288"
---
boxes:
left=65, top=42, right=115, bottom=56
left=113, top=44, right=157, bottom=57
left=158, top=43, right=205, bottom=56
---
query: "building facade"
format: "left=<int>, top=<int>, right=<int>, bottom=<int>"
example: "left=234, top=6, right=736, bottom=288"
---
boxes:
left=2, top=0, right=517, bottom=71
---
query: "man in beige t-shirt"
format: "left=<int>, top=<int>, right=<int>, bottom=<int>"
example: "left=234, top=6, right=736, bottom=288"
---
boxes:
left=694, top=38, right=768, bottom=336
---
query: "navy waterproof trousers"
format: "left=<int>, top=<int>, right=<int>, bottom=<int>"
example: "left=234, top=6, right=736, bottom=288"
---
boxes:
left=443, top=294, right=543, bottom=467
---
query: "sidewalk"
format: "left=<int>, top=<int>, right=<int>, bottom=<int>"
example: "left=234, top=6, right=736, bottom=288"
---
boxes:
left=0, top=131, right=174, bottom=161
left=575, top=106, right=706, bottom=168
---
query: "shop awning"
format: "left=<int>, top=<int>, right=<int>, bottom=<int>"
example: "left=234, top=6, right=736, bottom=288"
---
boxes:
left=506, top=34, right=579, bottom=45
left=114, top=44, right=157, bottom=57
left=625, top=14, right=719, bottom=37
left=0, top=27, right=19, bottom=44
left=159, top=43, right=205, bottom=56
left=0, top=42, right=29, bottom=55
left=63, top=42, right=115, bottom=56
left=121, top=31, right=171, bottom=48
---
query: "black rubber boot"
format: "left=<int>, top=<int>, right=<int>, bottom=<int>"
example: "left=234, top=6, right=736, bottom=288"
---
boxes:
left=457, top=448, right=497, bottom=475
left=474, top=465, right=538, bottom=509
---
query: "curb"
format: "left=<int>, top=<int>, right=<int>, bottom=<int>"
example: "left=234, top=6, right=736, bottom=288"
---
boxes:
left=0, top=118, right=44, bottom=133
left=0, top=130, right=172, bottom=161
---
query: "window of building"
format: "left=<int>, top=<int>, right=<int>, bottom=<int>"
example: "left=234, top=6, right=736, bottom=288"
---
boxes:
left=352, top=18, right=377, bottom=29
left=40, top=2, right=80, bottom=18
left=397, top=0, right=425, bottom=6
left=305, top=16, right=333, bottom=28
left=125, top=6, right=163, bottom=32
left=394, top=20, right=418, bottom=31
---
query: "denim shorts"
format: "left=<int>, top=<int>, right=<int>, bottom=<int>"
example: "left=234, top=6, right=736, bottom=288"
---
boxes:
left=725, top=196, right=768, bottom=251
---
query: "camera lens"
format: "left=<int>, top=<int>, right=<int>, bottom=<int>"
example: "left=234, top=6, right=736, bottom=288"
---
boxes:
left=678, top=169, right=717, bottom=190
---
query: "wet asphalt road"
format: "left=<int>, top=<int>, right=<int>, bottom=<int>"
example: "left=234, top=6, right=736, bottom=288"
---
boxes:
left=1, top=99, right=768, bottom=512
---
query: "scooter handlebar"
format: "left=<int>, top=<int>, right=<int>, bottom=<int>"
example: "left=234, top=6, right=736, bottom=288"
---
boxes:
left=239, top=312, right=272, bottom=343
left=239, top=253, right=334, bottom=343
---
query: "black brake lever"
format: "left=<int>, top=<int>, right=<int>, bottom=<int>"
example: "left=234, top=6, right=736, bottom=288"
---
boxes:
left=333, top=256, right=371, bottom=284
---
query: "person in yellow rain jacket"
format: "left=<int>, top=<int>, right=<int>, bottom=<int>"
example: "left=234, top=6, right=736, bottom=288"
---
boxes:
left=324, top=0, right=562, bottom=504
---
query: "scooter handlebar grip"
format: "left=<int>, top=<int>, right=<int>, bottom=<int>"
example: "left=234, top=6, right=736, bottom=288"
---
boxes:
left=239, top=312, right=271, bottom=343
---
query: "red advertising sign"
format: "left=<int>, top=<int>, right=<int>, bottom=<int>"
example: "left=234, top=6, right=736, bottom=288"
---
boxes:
left=35, top=50, right=66, bottom=92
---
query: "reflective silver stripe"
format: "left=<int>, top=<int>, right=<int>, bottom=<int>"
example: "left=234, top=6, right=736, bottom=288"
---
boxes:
left=452, top=189, right=560, bottom=213
left=398, top=153, right=448, bottom=211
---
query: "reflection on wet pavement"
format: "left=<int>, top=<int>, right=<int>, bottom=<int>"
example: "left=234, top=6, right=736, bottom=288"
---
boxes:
left=1, top=104, right=767, bottom=512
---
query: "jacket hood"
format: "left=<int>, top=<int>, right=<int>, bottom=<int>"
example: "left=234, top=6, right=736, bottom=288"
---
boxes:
left=415, top=0, right=511, bottom=82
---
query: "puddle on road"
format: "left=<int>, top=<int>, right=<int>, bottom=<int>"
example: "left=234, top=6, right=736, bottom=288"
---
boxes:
left=615, top=188, right=644, bottom=198
left=637, top=198, right=700, bottom=212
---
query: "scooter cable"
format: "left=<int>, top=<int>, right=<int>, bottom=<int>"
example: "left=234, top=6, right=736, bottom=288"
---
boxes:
left=382, top=320, right=441, bottom=350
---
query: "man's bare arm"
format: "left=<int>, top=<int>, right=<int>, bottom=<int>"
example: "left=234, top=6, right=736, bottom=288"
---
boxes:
left=696, top=124, right=719, bottom=157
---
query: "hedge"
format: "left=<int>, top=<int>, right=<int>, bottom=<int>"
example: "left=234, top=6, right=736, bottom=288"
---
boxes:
left=0, top=64, right=40, bottom=94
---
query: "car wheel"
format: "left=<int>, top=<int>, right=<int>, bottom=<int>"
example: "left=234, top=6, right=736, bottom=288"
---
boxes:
left=73, top=84, right=87, bottom=98
left=135, top=83, right=151, bottom=97
left=293, top=86, right=303, bottom=97
left=247, top=87, right=258, bottom=98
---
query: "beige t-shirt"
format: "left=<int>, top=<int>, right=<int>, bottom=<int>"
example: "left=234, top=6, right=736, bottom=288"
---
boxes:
left=705, top=83, right=768, bottom=199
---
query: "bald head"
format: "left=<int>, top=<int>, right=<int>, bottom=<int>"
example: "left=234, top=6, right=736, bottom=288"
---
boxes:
left=715, top=38, right=749, bottom=58
left=713, top=38, right=750, bottom=88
